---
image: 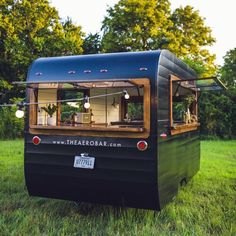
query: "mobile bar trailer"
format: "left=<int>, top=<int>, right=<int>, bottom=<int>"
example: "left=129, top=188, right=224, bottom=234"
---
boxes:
left=22, top=50, right=225, bottom=210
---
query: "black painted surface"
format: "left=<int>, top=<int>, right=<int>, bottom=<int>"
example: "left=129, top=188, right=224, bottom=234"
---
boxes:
left=25, top=134, right=158, bottom=209
left=157, top=51, right=200, bottom=209
left=25, top=50, right=200, bottom=210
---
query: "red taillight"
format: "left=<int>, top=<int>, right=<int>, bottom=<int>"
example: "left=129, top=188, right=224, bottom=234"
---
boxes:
left=160, top=133, right=167, bottom=139
left=32, top=136, right=41, bottom=145
left=137, top=141, right=148, bottom=151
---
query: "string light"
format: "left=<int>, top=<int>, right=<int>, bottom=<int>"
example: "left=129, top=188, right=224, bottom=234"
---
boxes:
left=15, top=103, right=25, bottom=118
left=123, top=90, right=130, bottom=99
left=0, top=89, right=133, bottom=108
left=84, top=96, right=90, bottom=109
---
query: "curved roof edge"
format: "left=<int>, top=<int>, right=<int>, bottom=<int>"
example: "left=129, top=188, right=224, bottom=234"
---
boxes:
left=27, top=50, right=197, bottom=83
left=27, top=50, right=163, bottom=83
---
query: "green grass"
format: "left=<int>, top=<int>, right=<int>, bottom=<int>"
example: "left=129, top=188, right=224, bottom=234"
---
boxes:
left=0, top=140, right=235, bottom=236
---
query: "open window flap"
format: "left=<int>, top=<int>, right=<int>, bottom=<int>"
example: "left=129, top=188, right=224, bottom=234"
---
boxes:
left=12, top=79, right=138, bottom=89
left=195, top=77, right=227, bottom=91
left=173, top=77, right=227, bottom=91
left=13, top=79, right=137, bottom=88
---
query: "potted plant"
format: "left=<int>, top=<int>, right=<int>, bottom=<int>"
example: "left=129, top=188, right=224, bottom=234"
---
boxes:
left=183, top=95, right=195, bottom=124
left=41, top=104, right=57, bottom=126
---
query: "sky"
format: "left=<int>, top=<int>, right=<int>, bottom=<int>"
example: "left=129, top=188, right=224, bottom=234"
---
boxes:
left=50, top=0, right=236, bottom=65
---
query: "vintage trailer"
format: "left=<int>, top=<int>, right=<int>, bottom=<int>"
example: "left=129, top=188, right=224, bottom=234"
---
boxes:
left=23, top=50, right=224, bottom=210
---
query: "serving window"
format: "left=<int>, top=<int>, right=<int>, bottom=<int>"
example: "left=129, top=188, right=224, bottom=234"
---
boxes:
left=29, top=78, right=150, bottom=138
left=169, top=74, right=227, bottom=135
left=170, top=75, right=200, bottom=135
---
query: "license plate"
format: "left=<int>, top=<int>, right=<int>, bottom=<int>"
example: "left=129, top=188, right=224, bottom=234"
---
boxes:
left=74, top=156, right=95, bottom=169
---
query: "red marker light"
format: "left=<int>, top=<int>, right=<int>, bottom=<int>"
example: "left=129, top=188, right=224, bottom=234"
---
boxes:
left=32, top=136, right=41, bottom=145
left=137, top=141, right=148, bottom=151
left=160, top=133, right=167, bottom=139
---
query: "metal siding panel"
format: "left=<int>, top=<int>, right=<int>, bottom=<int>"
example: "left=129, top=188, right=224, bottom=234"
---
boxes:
left=27, top=51, right=161, bottom=83
left=157, top=50, right=200, bottom=209
left=25, top=132, right=159, bottom=209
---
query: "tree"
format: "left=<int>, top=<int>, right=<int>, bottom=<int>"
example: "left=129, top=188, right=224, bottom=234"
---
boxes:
left=0, top=0, right=84, bottom=103
left=101, top=0, right=173, bottom=52
left=83, top=33, right=101, bottom=54
left=221, top=48, right=236, bottom=136
left=170, top=6, right=216, bottom=76
left=221, top=48, right=236, bottom=89
left=199, top=48, right=236, bottom=138
left=101, top=0, right=216, bottom=76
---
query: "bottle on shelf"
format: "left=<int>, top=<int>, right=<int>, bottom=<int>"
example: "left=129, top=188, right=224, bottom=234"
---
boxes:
left=90, top=109, right=94, bottom=123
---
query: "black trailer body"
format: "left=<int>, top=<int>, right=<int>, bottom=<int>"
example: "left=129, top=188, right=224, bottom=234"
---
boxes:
left=24, top=50, right=218, bottom=210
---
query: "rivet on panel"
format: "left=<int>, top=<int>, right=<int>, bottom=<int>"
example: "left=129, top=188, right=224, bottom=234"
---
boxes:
left=84, top=70, right=91, bottom=73
left=68, top=70, right=76, bottom=74
left=35, top=72, right=42, bottom=76
left=100, top=69, right=108, bottom=73
left=139, top=67, right=148, bottom=71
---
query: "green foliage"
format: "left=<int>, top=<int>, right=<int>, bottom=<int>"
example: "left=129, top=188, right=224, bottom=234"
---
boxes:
left=101, top=0, right=216, bottom=75
left=101, top=0, right=172, bottom=52
left=183, top=94, right=195, bottom=110
left=170, top=6, right=216, bottom=76
left=0, top=140, right=235, bottom=235
left=0, top=0, right=84, bottom=104
left=83, top=33, right=101, bottom=54
left=221, top=48, right=236, bottom=89
left=60, top=90, right=84, bottom=121
left=199, top=48, right=236, bottom=138
left=0, top=107, right=24, bottom=139
left=127, top=103, right=143, bottom=120
left=199, top=91, right=233, bottom=138
left=41, top=104, right=57, bottom=117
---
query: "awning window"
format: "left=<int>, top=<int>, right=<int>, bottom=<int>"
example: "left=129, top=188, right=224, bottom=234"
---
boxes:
left=172, top=77, right=227, bottom=91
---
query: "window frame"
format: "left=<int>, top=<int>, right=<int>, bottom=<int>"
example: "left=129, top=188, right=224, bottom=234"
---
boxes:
left=169, top=75, right=200, bottom=135
left=28, top=78, right=151, bottom=138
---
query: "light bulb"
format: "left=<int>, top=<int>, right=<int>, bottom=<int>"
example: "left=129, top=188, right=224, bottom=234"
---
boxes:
left=84, top=102, right=90, bottom=109
left=84, top=96, right=90, bottom=109
left=124, top=90, right=130, bottom=99
left=15, top=109, right=24, bottom=118
left=124, top=93, right=130, bottom=99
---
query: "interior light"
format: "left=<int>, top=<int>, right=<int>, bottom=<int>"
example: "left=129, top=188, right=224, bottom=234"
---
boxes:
left=84, top=96, right=90, bottom=109
left=123, top=90, right=130, bottom=100
left=67, top=102, right=80, bottom=108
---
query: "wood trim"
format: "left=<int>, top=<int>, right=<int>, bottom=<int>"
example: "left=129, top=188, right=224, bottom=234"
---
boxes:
left=170, top=75, right=181, bottom=127
left=29, top=88, right=37, bottom=125
left=170, top=75, right=181, bottom=82
left=170, top=75, right=200, bottom=135
left=143, top=80, right=150, bottom=134
left=131, top=78, right=150, bottom=86
left=29, top=78, right=151, bottom=138
left=30, top=124, right=144, bottom=132
left=195, top=90, right=198, bottom=118
left=29, top=127, right=149, bottom=138
left=171, top=123, right=200, bottom=135
left=131, top=78, right=151, bottom=133
left=57, top=89, right=61, bottom=125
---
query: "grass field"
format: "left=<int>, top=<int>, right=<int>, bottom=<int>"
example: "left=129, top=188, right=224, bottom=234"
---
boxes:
left=0, top=140, right=235, bottom=236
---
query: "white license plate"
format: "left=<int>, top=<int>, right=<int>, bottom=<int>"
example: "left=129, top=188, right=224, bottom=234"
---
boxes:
left=74, top=156, right=95, bottom=169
